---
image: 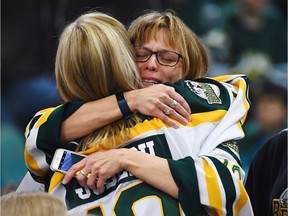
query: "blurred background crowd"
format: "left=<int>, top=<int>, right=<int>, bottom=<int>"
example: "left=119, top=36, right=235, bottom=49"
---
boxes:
left=1, top=0, right=287, bottom=193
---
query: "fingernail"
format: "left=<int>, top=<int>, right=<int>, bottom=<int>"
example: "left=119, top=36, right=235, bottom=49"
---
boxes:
left=173, top=124, right=179, bottom=129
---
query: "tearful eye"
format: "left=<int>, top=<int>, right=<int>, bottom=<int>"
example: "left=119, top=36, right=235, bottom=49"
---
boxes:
left=134, top=46, right=182, bottom=67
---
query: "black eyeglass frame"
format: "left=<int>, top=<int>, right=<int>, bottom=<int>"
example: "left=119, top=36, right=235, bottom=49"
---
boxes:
left=133, top=46, right=183, bottom=67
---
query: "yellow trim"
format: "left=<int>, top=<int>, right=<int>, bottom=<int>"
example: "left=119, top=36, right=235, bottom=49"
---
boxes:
left=203, top=158, right=223, bottom=216
left=128, top=110, right=226, bottom=138
left=48, top=172, right=65, bottom=192
left=132, top=195, right=164, bottom=216
left=24, top=146, right=46, bottom=177
left=211, top=74, right=236, bottom=83
left=86, top=204, right=106, bottom=216
left=35, top=107, right=60, bottom=128
left=236, top=121, right=244, bottom=135
left=234, top=179, right=249, bottom=216
left=236, top=79, right=250, bottom=123
left=24, top=121, right=31, bottom=137
left=187, top=110, right=226, bottom=127
left=213, top=75, right=250, bottom=125
left=80, top=110, right=227, bottom=154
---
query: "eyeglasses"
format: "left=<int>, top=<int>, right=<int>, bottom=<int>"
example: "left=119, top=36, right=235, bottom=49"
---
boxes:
left=134, top=46, right=183, bottom=67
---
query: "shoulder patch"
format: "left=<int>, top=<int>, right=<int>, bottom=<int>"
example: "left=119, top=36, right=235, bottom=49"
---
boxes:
left=184, top=80, right=222, bottom=104
left=273, top=188, right=288, bottom=214
left=221, top=140, right=239, bottom=154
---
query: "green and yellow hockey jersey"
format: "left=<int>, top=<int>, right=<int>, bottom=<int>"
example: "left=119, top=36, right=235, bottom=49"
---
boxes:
left=25, top=74, right=253, bottom=215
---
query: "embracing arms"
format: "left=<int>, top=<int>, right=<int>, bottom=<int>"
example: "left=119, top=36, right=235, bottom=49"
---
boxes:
left=62, top=148, right=178, bottom=197
left=61, top=84, right=191, bottom=141
left=61, top=142, right=252, bottom=215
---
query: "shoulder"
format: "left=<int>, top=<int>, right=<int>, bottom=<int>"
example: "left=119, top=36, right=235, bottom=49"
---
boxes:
left=166, top=79, right=230, bottom=111
left=249, top=128, right=287, bottom=172
left=257, top=128, right=287, bottom=156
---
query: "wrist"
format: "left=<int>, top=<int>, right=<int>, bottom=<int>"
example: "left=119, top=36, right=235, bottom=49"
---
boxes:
left=117, top=149, right=132, bottom=171
left=115, top=90, right=133, bottom=119
left=124, top=90, right=137, bottom=112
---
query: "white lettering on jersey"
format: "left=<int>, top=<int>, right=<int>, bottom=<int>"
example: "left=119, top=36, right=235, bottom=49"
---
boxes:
left=138, top=141, right=156, bottom=155
left=75, top=187, right=92, bottom=199
left=74, top=141, right=157, bottom=200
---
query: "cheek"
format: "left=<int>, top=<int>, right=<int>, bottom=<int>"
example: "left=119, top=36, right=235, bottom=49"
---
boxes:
left=136, top=62, right=144, bottom=74
left=165, top=67, right=183, bottom=83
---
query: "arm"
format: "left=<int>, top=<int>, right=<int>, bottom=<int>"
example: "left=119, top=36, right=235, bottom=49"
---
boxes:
left=168, top=145, right=252, bottom=215
left=24, top=104, right=83, bottom=183
left=24, top=84, right=190, bottom=181
left=61, top=84, right=191, bottom=141
left=62, top=143, right=252, bottom=215
left=62, top=149, right=178, bottom=197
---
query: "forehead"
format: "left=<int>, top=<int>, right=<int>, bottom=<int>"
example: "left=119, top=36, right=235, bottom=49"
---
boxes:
left=139, top=28, right=179, bottom=51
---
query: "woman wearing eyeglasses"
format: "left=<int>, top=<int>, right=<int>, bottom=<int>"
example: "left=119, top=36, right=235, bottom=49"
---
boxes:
left=25, top=10, right=253, bottom=215
left=58, top=10, right=208, bottom=142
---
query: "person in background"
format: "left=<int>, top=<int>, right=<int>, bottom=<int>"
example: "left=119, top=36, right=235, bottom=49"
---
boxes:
left=0, top=191, right=68, bottom=216
left=222, top=0, right=287, bottom=65
left=245, top=128, right=287, bottom=216
left=25, top=10, right=253, bottom=215
left=239, top=78, right=287, bottom=172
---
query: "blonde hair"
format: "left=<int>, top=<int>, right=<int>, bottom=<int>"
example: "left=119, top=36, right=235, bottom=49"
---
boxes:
left=128, top=10, right=208, bottom=80
left=55, top=12, right=142, bottom=151
left=0, top=191, right=67, bottom=216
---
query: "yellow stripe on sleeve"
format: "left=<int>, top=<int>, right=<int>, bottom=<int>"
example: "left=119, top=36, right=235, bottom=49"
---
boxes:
left=48, top=172, right=65, bottom=192
left=234, top=179, right=249, bottom=216
left=24, top=146, right=47, bottom=177
left=202, top=158, right=223, bottom=216
left=35, top=107, right=60, bottom=128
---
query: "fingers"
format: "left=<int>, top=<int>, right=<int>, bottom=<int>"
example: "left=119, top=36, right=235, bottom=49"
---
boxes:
left=62, top=159, right=86, bottom=185
left=157, top=85, right=191, bottom=124
left=158, top=107, right=188, bottom=128
left=92, top=174, right=109, bottom=194
left=170, top=100, right=191, bottom=125
left=170, top=92, right=191, bottom=114
left=133, top=85, right=191, bottom=126
left=79, top=170, right=89, bottom=178
left=86, top=172, right=98, bottom=190
left=62, top=158, right=110, bottom=193
left=75, top=170, right=109, bottom=194
left=156, top=92, right=191, bottom=128
left=76, top=169, right=91, bottom=187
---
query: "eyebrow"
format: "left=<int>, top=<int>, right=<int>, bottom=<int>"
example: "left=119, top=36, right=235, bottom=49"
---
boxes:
left=141, top=46, right=176, bottom=53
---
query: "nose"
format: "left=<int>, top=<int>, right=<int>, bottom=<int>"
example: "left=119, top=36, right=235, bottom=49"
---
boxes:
left=145, top=53, right=158, bottom=71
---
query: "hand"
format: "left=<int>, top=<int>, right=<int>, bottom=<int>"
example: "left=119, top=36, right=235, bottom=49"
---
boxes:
left=126, top=84, right=191, bottom=128
left=62, top=149, right=124, bottom=193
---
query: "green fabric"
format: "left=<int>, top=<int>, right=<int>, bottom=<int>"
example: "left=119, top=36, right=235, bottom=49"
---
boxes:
left=36, top=101, right=84, bottom=163
left=208, top=157, right=236, bottom=215
left=168, top=157, right=202, bottom=216
left=165, top=78, right=231, bottom=113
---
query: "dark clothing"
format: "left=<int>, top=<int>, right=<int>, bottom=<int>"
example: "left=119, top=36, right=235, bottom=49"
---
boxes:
left=245, top=129, right=288, bottom=216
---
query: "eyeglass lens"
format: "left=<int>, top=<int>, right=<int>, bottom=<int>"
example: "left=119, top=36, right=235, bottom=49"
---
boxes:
left=134, top=47, right=181, bottom=67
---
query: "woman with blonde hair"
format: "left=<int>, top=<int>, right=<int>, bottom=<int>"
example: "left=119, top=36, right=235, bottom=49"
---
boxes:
left=1, top=191, right=68, bottom=216
left=54, top=12, right=144, bottom=150
left=56, top=10, right=209, bottom=142
left=25, top=11, right=253, bottom=215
